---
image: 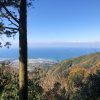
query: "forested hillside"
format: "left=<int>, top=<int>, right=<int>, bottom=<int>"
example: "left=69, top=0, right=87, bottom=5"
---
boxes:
left=0, top=53, right=100, bottom=100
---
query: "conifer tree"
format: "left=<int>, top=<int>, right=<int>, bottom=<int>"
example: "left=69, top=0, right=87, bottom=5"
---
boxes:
left=0, top=0, right=33, bottom=99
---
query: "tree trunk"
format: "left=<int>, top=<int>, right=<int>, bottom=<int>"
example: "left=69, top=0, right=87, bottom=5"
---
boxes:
left=19, top=0, right=28, bottom=100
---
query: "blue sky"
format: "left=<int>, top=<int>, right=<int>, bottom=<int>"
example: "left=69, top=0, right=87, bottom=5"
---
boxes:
left=8, top=0, right=100, bottom=47
left=27, top=0, right=100, bottom=44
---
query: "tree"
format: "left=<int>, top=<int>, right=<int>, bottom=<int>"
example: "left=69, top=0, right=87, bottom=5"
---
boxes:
left=67, top=66, right=86, bottom=100
left=19, top=0, right=27, bottom=99
left=66, top=65, right=100, bottom=100
left=0, top=0, right=33, bottom=99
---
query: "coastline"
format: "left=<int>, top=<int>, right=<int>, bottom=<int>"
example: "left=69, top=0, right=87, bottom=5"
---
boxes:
left=0, top=58, right=58, bottom=72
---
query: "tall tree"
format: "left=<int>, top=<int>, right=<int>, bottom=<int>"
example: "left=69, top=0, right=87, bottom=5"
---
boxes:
left=19, top=0, right=27, bottom=99
left=0, top=0, right=33, bottom=99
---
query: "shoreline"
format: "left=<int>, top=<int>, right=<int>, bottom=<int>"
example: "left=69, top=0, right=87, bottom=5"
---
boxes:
left=0, top=58, right=58, bottom=72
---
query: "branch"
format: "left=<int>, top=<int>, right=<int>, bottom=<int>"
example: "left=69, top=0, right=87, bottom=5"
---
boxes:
left=0, top=11, right=19, bottom=27
left=3, top=26, right=18, bottom=30
left=8, top=17, right=19, bottom=27
left=1, top=4, right=19, bottom=24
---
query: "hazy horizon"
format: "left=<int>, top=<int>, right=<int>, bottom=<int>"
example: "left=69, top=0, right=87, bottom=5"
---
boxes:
left=6, top=41, right=100, bottom=48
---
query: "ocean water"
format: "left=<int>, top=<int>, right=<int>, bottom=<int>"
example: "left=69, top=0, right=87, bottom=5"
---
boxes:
left=0, top=47, right=100, bottom=61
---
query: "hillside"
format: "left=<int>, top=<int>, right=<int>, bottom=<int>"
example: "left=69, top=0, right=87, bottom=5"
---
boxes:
left=41, top=52, right=100, bottom=90
left=1, top=52, right=100, bottom=90
left=0, top=52, right=100, bottom=99
left=47, top=52, right=100, bottom=76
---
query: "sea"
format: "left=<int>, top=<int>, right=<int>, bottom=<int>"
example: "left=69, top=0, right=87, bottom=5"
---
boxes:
left=0, top=47, right=100, bottom=61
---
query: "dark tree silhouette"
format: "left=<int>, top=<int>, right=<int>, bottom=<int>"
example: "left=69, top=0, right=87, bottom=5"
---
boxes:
left=0, top=0, right=33, bottom=99
left=19, top=0, right=28, bottom=100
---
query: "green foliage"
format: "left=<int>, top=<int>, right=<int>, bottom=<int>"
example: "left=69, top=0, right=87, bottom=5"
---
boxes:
left=32, top=68, right=44, bottom=84
left=1, top=83, right=19, bottom=100
left=28, top=80, right=43, bottom=100
left=0, top=67, right=44, bottom=100
left=28, top=68, right=44, bottom=100
left=0, top=68, right=19, bottom=100
left=67, top=65, right=100, bottom=100
left=43, top=82, right=67, bottom=100
left=80, top=70, right=100, bottom=100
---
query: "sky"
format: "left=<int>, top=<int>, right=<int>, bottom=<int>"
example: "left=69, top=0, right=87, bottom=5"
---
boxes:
left=4, top=0, right=100, bottom=47
left=27, top=0, right=100, bottom=44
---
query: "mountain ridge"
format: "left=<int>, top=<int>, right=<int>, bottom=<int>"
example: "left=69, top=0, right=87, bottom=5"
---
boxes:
left=47, top=52, right=100, bottom=76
